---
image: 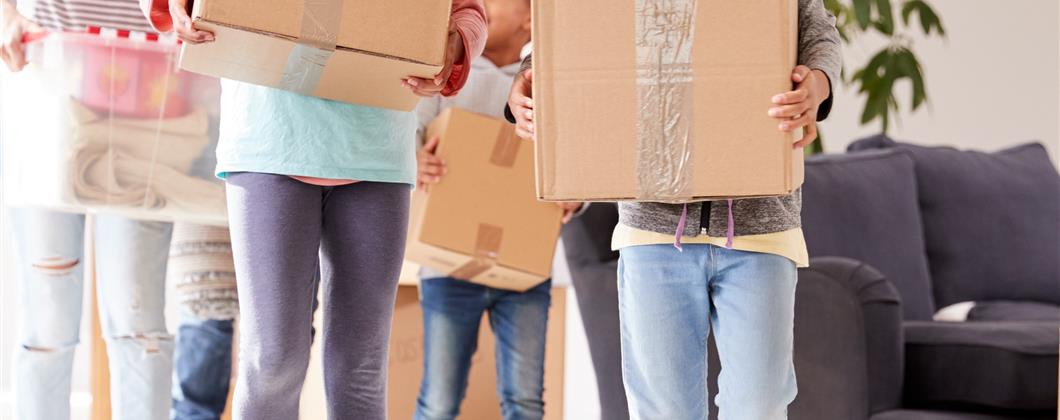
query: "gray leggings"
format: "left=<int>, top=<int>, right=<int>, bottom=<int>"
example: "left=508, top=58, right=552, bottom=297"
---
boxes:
left=561, top=203, right=630, bottom=420
left=225, top=173, right=409, bottom=420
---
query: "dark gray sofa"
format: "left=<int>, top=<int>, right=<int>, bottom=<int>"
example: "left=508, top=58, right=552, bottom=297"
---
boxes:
left=791, top=137, right=1059, bottom=419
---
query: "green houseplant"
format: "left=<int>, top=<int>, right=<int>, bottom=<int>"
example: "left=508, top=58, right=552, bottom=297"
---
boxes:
left=808, top=0, right=945, bottom=154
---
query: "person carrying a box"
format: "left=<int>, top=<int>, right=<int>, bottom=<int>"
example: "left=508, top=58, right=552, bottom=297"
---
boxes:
left=157, top=0, right=487, bottom=417
left=1, top=1, right=184, bottom=419
left=411, top=0, right=587, bottom=419
left=505, top=1, right=842, bottom=418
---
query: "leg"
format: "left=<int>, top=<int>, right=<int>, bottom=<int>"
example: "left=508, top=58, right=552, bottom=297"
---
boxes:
left=169, top=223, right=238, bottom=420
left=226, top=173, right=323, bottom=420
left=710, top=247, right=798, bottom=420
left=490, top=280, right=551, bottom=420
left=413, top=277, right=489, bottom=420
left=560, top=203, right=630, bottom=420
left=10, top=209, right=85, bottom=420
left=318, top=181, right=409, bottom=419
left=567, top=265, right=630, bottom=420
left=172, top=312, right=234, bottom=420
left=618, top=244, right=712, bottom=420
left=93, top=214, right=174, bottom=420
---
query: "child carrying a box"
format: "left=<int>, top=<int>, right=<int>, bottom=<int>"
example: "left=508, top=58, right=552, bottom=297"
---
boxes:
left=158, top=0, right=487, bottom=417
left=412, top=0, right=578, bottom=419
left=506, top=1, right=842, bottom=419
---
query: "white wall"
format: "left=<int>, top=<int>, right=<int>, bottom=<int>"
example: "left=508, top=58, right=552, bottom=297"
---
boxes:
left=820, top=0, right=1060, bottom=161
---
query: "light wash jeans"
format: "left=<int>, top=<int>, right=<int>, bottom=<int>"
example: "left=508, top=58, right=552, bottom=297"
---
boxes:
left=11, top=209, right=174, bottom=420
left=414, top=277, right=552, bottom=420
left=618, top=244, right=798, bottom=420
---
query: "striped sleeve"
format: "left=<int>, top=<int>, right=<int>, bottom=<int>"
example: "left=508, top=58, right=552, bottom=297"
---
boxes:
left=33, top=0, right=154, bottom=33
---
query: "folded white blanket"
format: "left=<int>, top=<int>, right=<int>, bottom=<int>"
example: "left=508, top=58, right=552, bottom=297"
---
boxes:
left=71, top=141, right=226, bottom=216
left=69, top=101, right=210, bottom=172
left=67, top=101, right=226, bottom=219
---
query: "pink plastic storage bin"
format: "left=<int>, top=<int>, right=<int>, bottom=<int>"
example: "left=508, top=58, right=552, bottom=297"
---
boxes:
left=2, top=31, right=226, bottom=225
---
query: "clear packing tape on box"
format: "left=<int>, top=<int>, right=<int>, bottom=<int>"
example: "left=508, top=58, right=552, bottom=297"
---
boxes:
left=635, top=0, right=697, bottom=203
left=634, top=0, right=734, bottom=249
left=280, top=0, right=343, bottom=94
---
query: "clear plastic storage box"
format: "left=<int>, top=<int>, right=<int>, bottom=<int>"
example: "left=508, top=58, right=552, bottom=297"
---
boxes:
left=1, top=30, right=226, bottom=225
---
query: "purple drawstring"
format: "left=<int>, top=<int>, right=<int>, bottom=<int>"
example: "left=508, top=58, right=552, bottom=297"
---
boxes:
left=673, top=201, right=734, bottom=250
left=725, top=199, right=735, bottom=249
left=673, top=203, right=688, bottom=251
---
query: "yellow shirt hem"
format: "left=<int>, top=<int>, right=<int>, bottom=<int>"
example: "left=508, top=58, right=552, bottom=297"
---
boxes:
left=611, top=224, right=810, bottom=268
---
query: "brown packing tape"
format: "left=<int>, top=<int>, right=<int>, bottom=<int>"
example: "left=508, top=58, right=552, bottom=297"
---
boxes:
left=489, top=124, right=520, bottom=168
left=449, top=223, right=504, bottom=280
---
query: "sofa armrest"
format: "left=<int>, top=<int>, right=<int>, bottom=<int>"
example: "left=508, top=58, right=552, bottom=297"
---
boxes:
left=790, top=257, right=905, bottom=420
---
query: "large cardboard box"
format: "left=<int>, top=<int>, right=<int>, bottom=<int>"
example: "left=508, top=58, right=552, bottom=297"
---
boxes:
left=405, top=108, right=564, bottom=292
left=179, top=0, right=450, bottom=111
left=388, top=286, right=566, bottom=420
left=532, top=0, right=802, bottom=202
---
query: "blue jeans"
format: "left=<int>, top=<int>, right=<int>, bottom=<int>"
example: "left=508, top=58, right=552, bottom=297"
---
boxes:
left=414, top=278, right=552, bottom=420
left=11, top=209, right=173, bottom=420
left=618, top=244, right=798, bottom=420
left=171, top=312, right=234, bottom=420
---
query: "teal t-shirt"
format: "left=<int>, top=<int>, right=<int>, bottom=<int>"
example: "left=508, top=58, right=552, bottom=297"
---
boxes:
left=215, top=80, right=416, bottom=185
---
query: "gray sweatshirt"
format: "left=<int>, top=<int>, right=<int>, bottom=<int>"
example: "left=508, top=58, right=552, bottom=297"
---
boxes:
left=509, top=0, right=842, bottom=238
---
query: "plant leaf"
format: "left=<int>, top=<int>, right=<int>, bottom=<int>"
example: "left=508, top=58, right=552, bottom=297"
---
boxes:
left=852, top=0, right=872, bottom=29
left=873, top=0, right=895, bottom=35
left=901, top=0, right=916, bottom=26
left=901, top=0, right=946, bottom=36
left=896, top=48, right=928, bottom=109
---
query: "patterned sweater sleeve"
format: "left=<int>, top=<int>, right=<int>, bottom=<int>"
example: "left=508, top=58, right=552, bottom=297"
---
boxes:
left=798, top=0, right=842, bottom=120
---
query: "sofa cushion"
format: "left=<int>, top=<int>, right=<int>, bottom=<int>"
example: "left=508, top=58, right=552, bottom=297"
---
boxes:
left=802, top=149, right=936, bottom=320
left=967, top=301, right=1060, bottom=322
left=849, top=136, right=1060, bottom=309
left=903, top=321, right=1059, bottom=411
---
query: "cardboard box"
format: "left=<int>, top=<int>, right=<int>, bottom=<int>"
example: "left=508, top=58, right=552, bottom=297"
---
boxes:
left=405, top=108, right=564, bottom=292
left=179, top=0, right=450, bottom=111
left=398, top=260, right=421, bottom=286
left=532, top=0, right=802, bottom=201
left=388, top=286, right=566, bottom=420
